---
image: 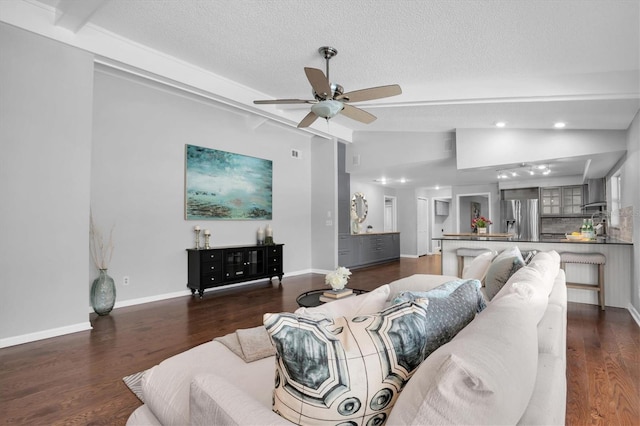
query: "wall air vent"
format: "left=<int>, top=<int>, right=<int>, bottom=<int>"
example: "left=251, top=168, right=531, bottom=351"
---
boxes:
left=353, top=155, right=361, bottom=166
left=291, top=149, right=301, bottom=159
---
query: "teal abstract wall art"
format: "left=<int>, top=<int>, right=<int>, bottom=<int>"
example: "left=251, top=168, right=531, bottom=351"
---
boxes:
left=185, top=144, right=272, bottom=220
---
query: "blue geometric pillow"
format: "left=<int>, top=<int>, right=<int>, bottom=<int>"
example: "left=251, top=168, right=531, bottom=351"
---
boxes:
left=393, top=278, right=486, bottom=312
left=264, top=300, right=432, bottom=425
left=391, top=280, right=486, bottom=358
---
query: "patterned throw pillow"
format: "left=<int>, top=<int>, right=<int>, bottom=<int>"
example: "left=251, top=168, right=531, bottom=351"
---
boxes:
left=391, top=280, right=485, bottom=357
left=263, top=301, right=431, bottom=425
left=392, top=278, right=485, bottom=310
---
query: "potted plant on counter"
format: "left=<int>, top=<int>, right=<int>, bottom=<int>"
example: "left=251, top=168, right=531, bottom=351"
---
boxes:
left=472, top=216, right=492, bottom=234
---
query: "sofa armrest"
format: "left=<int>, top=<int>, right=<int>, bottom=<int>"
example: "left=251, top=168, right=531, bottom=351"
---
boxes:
left=190, top=374, right=292, bottom=426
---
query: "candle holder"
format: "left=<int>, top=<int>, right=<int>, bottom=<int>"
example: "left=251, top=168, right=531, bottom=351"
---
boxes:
left=204, top=233, right=211, bottom=249
left=194, top=229, right=201, bottom=250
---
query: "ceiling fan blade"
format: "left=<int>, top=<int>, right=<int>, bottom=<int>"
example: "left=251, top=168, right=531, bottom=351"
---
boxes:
left=297, top=111, right=319, bottom=128
left=254, top=99, right=317, bottom=105
left=339, top=84, right=402, bottom=103
left=340, top=104, right=377, bottom=124
left=304, top=67, right=332, bottom=99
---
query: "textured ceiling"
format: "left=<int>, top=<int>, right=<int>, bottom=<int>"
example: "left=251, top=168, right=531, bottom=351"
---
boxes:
left=20, top=0, right=640, bottom=187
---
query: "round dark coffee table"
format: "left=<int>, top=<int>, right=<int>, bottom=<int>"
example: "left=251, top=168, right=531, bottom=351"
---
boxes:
left=296, top=288, right=368, bottom=308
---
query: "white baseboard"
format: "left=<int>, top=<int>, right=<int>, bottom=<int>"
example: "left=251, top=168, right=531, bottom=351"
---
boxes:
left=628, top=303, right=640, bottom=327
left=112, top=268, right=314, bottom=309
left=0, top=321, right=92, bottom=349
left=113, top=290, right=192, bottom=309
left=400, top=254, right=419, bottom=259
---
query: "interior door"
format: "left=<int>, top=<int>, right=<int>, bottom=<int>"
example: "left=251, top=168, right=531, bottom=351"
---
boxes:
left=417, top=197, right=429, bottom=256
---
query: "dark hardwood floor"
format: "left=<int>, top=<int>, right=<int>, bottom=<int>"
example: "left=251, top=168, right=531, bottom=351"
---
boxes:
left=1, top=256, right=638, bottom=425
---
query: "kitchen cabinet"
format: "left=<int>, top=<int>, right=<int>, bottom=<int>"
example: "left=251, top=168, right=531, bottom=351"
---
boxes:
left=186, top=244, right=284, bottom=297
left=541, top=187, right=561, bottom=215
left=541, top=185, right=583, bottom=216
left=561, top=186, right=583, bottom=215
left=434, top=200, right=450, bottom=216
left=338, top=233, right=400, bottom=268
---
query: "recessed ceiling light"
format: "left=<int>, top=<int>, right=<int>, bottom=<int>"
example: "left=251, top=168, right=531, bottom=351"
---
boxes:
left=495, top=121, right=506, bottom=128
left=400, top=177, right=407, bottom=183
left=553, top=122, right=566, bottom=128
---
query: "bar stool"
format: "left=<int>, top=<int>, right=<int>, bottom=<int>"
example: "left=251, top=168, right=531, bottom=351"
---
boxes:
left=559, top=252, right=606, bottom=310
left=456, top=247, right=492, bottom=277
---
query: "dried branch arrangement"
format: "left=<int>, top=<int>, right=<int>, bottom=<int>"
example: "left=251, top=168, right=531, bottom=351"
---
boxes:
left=90, top=213, right=114, bottom=270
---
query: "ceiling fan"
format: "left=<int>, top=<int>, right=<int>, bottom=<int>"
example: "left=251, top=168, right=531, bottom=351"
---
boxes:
left=254, top=46, right=402, bottom=128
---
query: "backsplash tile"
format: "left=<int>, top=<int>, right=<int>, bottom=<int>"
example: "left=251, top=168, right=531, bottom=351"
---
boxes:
left=610, top=206, right=634, bottom=242
left=541, top=217, right=585, bottom=235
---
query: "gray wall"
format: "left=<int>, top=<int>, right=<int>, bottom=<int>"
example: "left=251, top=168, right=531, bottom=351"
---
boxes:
left=350, top=181, right=396, bottom=233
left=0, top=24, right=94, bottom=343
left=91, top=67, right=315, bottom=301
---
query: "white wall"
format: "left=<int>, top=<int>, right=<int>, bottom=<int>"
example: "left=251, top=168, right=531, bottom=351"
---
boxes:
left=0, top=24, right=94, bottom=345
left=620, top=111, right=640, bottom=315
left=310, top=137, right=338, bottom=271
left=91, top=67, right=315, bottom=302
left=457, top=129, right=627, bottom=170
left=397, top=188, right=418, bottom=256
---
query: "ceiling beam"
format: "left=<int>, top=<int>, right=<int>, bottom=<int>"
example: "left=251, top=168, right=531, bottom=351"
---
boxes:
left=54, top=0, right=108, bottom=33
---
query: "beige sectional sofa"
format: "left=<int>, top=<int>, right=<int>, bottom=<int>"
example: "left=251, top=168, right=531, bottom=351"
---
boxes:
left=127, top=250, right=566, bottom=425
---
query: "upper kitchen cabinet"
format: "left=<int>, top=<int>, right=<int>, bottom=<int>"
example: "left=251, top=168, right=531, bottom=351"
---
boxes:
left=434, top=200, right=450, bottom=216
left=561, top=186, right=583, bottom=215
left=541, top=187, right=561, bottom=215
left=541, top=185, right=584, bottom=216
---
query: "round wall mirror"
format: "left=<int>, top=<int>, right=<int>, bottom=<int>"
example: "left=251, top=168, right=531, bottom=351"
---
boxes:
left=351, top=192, right=368, bottom=223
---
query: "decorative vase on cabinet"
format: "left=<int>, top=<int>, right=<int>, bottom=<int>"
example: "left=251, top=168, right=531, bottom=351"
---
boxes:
left=91, top=269, right=116, bottom=315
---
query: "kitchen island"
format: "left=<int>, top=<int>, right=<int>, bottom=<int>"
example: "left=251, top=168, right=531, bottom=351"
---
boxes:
left=435, top=235, right=633, bottom=308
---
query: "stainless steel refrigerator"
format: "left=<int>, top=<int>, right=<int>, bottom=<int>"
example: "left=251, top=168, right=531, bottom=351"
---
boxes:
left=501, top=199, right=539, bottom=241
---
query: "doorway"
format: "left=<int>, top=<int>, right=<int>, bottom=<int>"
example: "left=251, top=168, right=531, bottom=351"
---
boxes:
left=456, top=192, right=492, bottom=233
left=384, top=196, right=397, bottom=232
left=417, top=197, right=429, bottom=256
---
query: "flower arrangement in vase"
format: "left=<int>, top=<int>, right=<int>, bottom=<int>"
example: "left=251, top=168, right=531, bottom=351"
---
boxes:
left=325, top=266, right=352, bottom=291
left=90, top=214, right=116, bottom=315
left=472, top=216, right=492, bottom=234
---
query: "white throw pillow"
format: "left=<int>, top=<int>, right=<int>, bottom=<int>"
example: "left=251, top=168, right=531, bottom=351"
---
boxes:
left=294, top=284, right=390, bottom=319
left=462, top=250, right=497, bottom=282
left=387, top=292, right=539, bottom=426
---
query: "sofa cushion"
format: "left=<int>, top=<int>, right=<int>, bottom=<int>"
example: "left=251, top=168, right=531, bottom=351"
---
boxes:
left=264, top=300, right=432, bottom=425
left=517, top=353, right=566, bottom=425
left=387, top=292, right=539, bottom=426
left=190, top=374, right=291, bottom=426
left=484, top=246, right=526, bottom=300
left=294, top=284, right=390, bottom=319
left=492, top=265, right=549, bottom=322
left=141, top=340, right=275, bottom=425
left=462, top=250, right=497, bottom=282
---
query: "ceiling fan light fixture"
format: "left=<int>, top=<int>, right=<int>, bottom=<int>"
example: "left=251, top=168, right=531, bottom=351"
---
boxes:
left=311, top=100, right=343, bottom=119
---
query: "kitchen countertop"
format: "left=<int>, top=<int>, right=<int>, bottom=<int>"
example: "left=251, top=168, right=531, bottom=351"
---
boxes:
left=435, top=235, right=632, bottom=245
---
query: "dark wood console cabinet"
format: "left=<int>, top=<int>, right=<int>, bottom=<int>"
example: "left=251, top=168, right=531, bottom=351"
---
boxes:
left=187, top=244, right=284, bottom=297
